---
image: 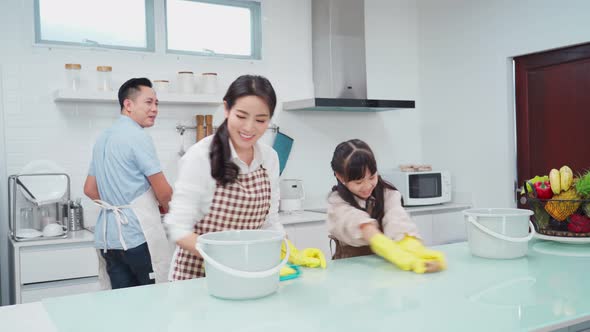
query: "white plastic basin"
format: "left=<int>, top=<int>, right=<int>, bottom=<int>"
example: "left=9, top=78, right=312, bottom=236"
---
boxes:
left=463, top=208, right=534, bottom=259
left=196, top=230, right=289, bottom=300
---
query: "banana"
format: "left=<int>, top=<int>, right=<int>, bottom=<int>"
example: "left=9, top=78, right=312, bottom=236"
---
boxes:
left=560, top=165, right=573, bottom=191
left=549, top=168, right=561, bottom=194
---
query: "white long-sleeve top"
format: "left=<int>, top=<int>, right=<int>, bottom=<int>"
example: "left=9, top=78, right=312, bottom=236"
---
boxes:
left=164, top=135, right=284, bottom=242
left=327, top=188, right=420, bottom=247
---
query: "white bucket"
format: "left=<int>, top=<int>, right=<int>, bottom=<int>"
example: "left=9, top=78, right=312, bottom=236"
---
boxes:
left=463, top=208, right=535, bottom=259
left=196, top=230, right=289, bottom=300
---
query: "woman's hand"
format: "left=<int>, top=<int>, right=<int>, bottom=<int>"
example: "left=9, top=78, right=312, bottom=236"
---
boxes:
left=176, top=233, right=201, bottom=257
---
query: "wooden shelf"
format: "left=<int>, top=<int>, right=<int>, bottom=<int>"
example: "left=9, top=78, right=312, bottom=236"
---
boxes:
left=53, top=89, right=222, bottom=106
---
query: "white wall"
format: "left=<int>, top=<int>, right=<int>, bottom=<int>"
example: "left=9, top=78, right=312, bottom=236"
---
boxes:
left=283, top=0, right=422, bottom=207
left=0, top=0, right=424, bottom=304
left=417, top=0, right=590, bottom=209
left=364, top=0, right=423, bottom=168
left=0, top=65, right=9, bottom=305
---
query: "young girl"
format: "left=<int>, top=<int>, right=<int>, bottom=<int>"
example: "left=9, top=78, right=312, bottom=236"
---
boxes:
left=165, top=75, right=323, bottom=280
left=327, top=139, right=446, bottom=273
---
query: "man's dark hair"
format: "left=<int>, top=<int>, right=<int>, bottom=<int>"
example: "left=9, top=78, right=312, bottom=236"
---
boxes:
left=118, top=78, right=152, bottom=111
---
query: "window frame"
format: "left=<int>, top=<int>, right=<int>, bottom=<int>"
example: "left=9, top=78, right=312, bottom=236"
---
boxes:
left=33, top=0, right=156, bottom=52
left=164, top=0, right=262, bottom=60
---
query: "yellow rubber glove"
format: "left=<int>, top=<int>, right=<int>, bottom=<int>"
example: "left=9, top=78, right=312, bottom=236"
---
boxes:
left=398, top=236, right=447, bottom=270
left=369, top=233, right=427, bottom=274
left=281, top=239, right=327, bottom=268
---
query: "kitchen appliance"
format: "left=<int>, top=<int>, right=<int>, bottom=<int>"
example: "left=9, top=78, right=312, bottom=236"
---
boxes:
left=382, top=170, right=451, bottom=206
left=279, top=179, right=304, bottom=213
left=8, top=172, right=70, bottom=241
left=283, top=0, right=414, bottom=112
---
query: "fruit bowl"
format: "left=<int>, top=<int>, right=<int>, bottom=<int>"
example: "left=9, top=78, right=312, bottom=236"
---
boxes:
left=525, top=196, right=590, bottom=237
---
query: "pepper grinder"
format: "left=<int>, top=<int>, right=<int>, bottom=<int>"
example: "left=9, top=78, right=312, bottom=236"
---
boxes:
left=205, top=115, right=213, bottom=136
left=196, top=115, right=205, bottom=142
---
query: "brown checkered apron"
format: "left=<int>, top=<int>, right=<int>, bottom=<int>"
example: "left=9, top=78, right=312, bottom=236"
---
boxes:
left=171, top=166, right=271, bottom=280
left=330, top=197, right=379, bottom=260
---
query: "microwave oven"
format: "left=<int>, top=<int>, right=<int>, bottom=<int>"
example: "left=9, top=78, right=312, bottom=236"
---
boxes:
left=382, top=170, right=451, bottom=206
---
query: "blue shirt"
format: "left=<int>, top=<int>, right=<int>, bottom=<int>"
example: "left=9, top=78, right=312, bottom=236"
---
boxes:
left=89, top=116, right=161, bottom=249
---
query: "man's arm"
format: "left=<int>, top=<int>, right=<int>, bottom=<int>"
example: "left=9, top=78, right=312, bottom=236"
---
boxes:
left=147, top=172, right=173, bottom=213
left=83, top=175, right=100, bottom=200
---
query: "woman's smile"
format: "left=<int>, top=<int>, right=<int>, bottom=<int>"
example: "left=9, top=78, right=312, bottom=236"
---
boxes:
left=239, top=131, right=255, bottom=140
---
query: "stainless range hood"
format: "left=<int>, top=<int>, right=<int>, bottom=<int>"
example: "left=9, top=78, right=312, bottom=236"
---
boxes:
left=283, top=0, right=415, bottom=112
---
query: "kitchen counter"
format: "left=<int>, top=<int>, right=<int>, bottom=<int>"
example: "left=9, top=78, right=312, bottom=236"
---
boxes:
left=403, top=202, right=471, bottom=213
left=0, top=301, right=58, bottom=332
left=10, top=229, right=94, bottom=248
left=278, top=210, right=326, bottom=225
left=4, top=240, right=590, bottom=331
left=306, top=202, right=471, bottom=214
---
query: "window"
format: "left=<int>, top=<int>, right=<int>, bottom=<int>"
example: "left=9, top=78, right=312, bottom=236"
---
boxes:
left=166, top=0, right=262, bottom=59
left=34, top=0, right=155, bottom=51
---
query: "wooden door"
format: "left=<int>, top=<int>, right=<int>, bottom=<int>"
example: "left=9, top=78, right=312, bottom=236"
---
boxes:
left=515, top=43, right=590, bottom=203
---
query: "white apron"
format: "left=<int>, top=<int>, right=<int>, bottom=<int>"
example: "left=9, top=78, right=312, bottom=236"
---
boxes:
left=95, top=188, right=173, bottom=289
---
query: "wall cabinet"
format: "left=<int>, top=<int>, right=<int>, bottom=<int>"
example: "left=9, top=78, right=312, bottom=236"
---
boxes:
left=411, top=213, right=435, bottom=245
left=431, top=210, right=468, bottom=244
left=411, top=209, right=468, bottom=246
left=9, top=230, right=100, bottom=304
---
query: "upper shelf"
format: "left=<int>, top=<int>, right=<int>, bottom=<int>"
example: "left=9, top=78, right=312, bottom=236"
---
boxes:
left=53, top=89, right=222, bottom=106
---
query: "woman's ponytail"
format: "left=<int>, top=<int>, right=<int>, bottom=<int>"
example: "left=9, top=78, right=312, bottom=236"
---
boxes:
left=209, top=119, right=239, bottom=185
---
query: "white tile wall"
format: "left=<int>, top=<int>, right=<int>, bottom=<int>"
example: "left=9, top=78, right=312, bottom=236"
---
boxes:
left=1, top=0, right=320, bottom=305
left=0, top=0, right=426, bottom=304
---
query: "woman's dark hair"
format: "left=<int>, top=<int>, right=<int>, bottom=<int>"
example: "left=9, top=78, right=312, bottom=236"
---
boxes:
left=210, top=75, right=277, bottom=185
left=330, top=139, right=397, bottom=229
left=118, top=77, right=152, bottom=111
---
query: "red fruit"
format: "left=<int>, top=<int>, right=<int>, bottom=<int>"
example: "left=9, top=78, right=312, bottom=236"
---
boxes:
left=567, top=214, right=590, bottom=233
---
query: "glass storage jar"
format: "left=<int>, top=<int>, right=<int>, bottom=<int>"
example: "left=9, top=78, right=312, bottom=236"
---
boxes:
left=64, top=63, right=81, bottom=90
left=153, top=80, right=170, bottom=93
left=200, top=72, right=218, bottom=94
left=96, top=66, right=113, bottom=91
left=177, top=71, right=195, bottom=94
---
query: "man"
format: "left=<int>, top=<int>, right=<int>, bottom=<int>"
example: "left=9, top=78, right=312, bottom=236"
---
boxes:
left=84, top=77, right=173, bottom=289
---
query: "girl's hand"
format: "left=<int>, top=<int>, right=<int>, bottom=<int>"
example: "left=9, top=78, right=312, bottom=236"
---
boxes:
left=424, top=261, right=444, bottom=273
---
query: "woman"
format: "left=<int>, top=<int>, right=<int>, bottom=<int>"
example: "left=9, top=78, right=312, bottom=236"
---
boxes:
left=327, top=139, right=446, bottom=273
left=165, top=75, right=323, bottom=280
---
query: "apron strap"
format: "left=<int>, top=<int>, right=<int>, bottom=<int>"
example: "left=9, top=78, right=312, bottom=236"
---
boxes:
left=93, top=200, right=132, bottom=252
